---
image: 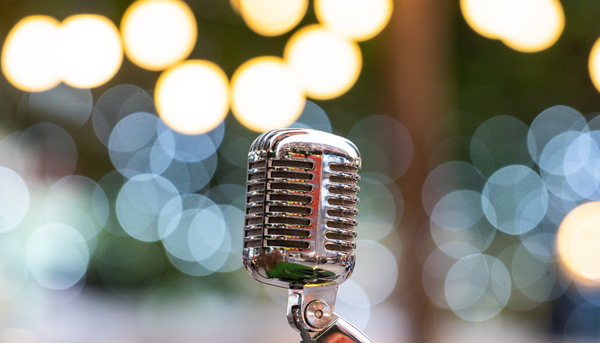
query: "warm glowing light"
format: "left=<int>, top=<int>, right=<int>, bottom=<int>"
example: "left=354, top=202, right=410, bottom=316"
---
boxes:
left=121, top=0, right=197, bottom=71
left=315, top=0, right=393, bottom=41
left=1, top=16, right=60, bottom=92
left=53, top=15, right=123, bottom=88
left=284, top=25, right=362, bottom=100
left=558, top=202, right=600, bottom=281
left=231, top=56, right=304, bottom=132
left=589, top=39, right=600, bottom=94
left=501, top=0, right=564, bottom=53
left=461, top=0, right=564, bottom=52
left=155, top=60, right=229, bottom=135
left=460, top=0, right=498, bottom=39
left=240, top=0, right=308, bottom=36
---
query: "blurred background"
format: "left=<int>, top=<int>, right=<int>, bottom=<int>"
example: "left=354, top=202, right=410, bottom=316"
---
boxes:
left=2, top=0, right=600, bottom=342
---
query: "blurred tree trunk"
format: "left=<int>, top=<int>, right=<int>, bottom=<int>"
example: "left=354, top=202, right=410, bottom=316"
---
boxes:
left=388, top=0, right=454, bottom=342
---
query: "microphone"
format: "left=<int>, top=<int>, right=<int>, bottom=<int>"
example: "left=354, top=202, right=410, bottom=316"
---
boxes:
left=243, top=128, right=373, bottom=343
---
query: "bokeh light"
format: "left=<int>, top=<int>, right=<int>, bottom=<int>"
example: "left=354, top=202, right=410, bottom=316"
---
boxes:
left=500, top=0, right=564, bottom=53
left=527, top=106, right=586, bottom=165
left=28, top=84, right=93, bottom=129
left=284, top=25, right=362, bottom=100
left=564, top=131, right=600, bottom=200
left=557, top=202, right=600, bottom=281
left=121, top=0, right=197, bottom=71
left=159, top=194, right=215, bottom=261
left=460, top=0, right=498, bottom=39
left=0, top=236, right=28, bottom=300
left=589, top=38, right=600, bottom=94
left=116, top=174, right=180, bottom=242
left=482, top=165, right=548, bottom=235
left=26, top=223, right=89, bottom=290
left=351, top=240, right=398, bottom=305
left=423, top=244, right=481, bottom=309
left=239, top=0, right=308, bottom=37
left=216, top=204, right=245, bottom=272
left=510, top=243, right=561, bottom=304
left=1, top=15, right=60, bottom=92
left=460, top=0, right=564, bottom=52
left=93, top=84, right=156, bottom=147
left=431, top=190, right=483, bottom=231
left=431, top=216, right=495, bottom=259
left=53, top=14, right=122, bottom=88
left=445, top=254, right=511, bottom=321
left=470, top=115, right=532, bottom=177
left=0, top=167, right=29, bottom=233
left=315, top=0, right=393, bottom=41
left=422, top=161, right=485, bottom=217
left=157, top=119, right=224, bottom=163
left=231, top=56, right=304, bottom=132
left=336, top=280, right=371, bottom=330
left=155, top=60, right=229, bottom=135
left=108, top=112, right=167, bottom=179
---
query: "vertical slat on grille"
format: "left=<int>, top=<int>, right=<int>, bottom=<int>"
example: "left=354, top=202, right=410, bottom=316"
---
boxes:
left=325, top=163, right=360, bottom=253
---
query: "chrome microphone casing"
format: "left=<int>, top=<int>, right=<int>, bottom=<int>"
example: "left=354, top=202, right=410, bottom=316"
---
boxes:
left=243, top=128, right=361, bottom=289
left=243, top=129, right=373, bottom=343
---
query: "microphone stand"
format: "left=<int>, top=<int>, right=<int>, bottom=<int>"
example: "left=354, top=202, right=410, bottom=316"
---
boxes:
left=287, top=283, right=374, bottom=343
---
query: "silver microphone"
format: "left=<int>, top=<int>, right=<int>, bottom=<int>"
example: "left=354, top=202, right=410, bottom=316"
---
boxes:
left=243, top=128, right=373, bottom=343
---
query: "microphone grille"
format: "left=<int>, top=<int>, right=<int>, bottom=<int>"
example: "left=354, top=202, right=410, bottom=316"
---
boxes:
left=245, top=157, right=316, bottom=250
left=323, top=163, right=359, bottom=253
left=243, top=129, right=361, bottom=287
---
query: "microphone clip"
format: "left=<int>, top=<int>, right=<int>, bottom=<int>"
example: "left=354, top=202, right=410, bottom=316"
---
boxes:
left=287, top=283, right=373, bottom=343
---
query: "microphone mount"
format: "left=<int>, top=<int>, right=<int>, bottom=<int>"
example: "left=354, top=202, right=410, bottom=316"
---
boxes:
left=288, top=283, right=373, bottom=343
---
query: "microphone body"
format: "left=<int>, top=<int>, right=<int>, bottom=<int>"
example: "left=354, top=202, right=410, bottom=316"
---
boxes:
left=243, top=129, right=373, bottom=343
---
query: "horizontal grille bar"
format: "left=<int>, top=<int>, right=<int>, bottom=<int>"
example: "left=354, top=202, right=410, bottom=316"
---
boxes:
left=267, top=228, right=310, bottom=237
left=271, top=171, right=313, bottom=180
left=267, top=240, right=310, bottom=249
left=271, top=182, right=312, bottom=192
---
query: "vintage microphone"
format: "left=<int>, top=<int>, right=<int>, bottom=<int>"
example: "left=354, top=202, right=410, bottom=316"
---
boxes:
left=243, top=128, right=373, bottom=343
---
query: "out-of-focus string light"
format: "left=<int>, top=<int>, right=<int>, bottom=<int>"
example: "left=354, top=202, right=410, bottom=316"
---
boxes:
left=121, top=0, right=197, bottom=71
left=460, top=0, right=498, bottom=39
left=589, top=39, right=600, bottom=94
left=500, top=0, right=564, bottom=52
left=231, top=56, right=304, bottom=132
left=239, top=0, right=308, bottom=37
left=1, top=16, right=60, bottom=92
left=558, top=202, right=600, bottom=281
left=315, top=0, right=393, bottom=41
left=53, top=15, right=123, bottom=88
left=285, top=25, right=362, bottom=100
left=460, top=0, right=564, bottom=53
left=155, top=60, right=229, bottom=135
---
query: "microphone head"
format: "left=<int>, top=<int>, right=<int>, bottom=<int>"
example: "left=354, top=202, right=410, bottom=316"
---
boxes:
left=243, top=128, right=361, bottom=289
